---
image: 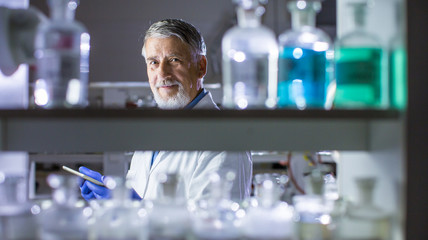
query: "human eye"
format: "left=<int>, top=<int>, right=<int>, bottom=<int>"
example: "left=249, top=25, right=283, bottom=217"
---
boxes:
left=170, top=57, right=181, bottom=63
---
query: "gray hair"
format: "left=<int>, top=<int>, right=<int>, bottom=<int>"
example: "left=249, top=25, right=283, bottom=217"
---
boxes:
left=142, top=19, right=206, bottom=59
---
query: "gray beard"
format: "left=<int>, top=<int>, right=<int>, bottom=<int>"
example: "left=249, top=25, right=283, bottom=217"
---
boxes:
left=153, top=85, right=191, bottom=109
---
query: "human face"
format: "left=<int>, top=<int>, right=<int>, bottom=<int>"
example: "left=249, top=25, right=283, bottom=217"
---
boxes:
left=144, top=37, right=207, bottom=109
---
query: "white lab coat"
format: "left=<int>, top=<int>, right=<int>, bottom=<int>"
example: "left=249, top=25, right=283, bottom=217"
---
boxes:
left=127, top=91, right=253, bottom=201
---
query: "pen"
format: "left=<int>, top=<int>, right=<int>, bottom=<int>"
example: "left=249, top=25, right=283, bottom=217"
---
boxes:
left=62, top=165, right=105, bottom=187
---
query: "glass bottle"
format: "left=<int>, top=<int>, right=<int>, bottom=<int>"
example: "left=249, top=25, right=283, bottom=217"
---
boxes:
left=278, top=0, right=334, bottom=110
left=37, top=174, right=89, bottom=240
left=293, top=194, right=332, bottom=240
left=242, top=179, right=294, bottom=240
left=34, top=0, right=90, bottom=108
left=222, top=0, right=278, bottom=109
left=334, top=177, right=391, bottom=240
left=389, top=0, right=407, bottom=110
left=88, top=176, right=149, bottom=240
left=149, top=173, right=190, bottom=240
left=0, top=173, right=38, bottom=240
left=191, top=171, right=242, bottom=240
left=334, top=0, right=386, bottom=109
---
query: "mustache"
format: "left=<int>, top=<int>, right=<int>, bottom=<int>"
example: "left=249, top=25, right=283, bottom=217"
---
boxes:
left=155, top=79, right=182, bottom=88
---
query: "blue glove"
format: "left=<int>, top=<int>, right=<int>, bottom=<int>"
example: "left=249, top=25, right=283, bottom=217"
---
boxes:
left=79, top=166, right=110, bottom=201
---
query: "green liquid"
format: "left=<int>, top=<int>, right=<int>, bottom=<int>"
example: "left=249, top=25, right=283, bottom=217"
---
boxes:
left=334, top=47, right=384, bottom=108
left=390, top=47, right=407, bottom=110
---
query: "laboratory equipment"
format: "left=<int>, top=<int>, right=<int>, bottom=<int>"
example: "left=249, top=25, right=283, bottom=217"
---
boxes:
left=0, top=173, right=38, bottom=240
left=149, top=173, right=191, bottom=240
left=34, top=0, right=90, bottom=108
left=334, top=0, right=386, bottom=109
left=37, top=174, right=89, bottom=240
left=278, top=0, right=334, bottom=110
left=222, top=0, right=278, bottom=109
left=242, top=179, right=294, bottom=240
left=88, top=177, right=148, bottom=240
left=333, top=177, right=391, bottom=240
left=62, top=165, right=105, bottom=186
left=191, top=171, right=242, bottom=240
left=293, top=194, right=332, bottom=240
left=389, top=0, right=407, bottom=110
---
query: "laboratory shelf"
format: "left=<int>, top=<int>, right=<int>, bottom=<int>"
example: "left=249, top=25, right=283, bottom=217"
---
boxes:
left=0, top=109, right=402, bottom=152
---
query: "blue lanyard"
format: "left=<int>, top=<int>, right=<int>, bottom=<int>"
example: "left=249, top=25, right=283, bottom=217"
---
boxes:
left=151, top=89, right=207, bottom=167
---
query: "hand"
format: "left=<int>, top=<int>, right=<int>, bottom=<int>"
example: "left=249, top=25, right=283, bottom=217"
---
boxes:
left=79, top=166, right=110, bottom=200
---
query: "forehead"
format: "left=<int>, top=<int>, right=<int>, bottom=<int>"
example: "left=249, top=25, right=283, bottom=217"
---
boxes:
left=145, top=36, right=191, bottom=58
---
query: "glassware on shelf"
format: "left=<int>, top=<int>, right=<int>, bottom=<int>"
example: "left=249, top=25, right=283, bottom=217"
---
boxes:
left=242, top=179, right=294, bottom=240
left=333, top=177, right=391, bottom=240
left=0, top=173, right=38, bottom=240
left=191, top=171, right=242, bottom=240
left=293, top=194, right=332, bottom=240
left=149, top=173, right=191, bottom=240
left=278, top=0, right=334, bottom=110
left=334, top=0, right=386, bottom=109
left=34, top=0, right=90, bottom=109
left=88, top=176, right=148, bottom=240
left=222, top=0, right=278, bottom=109
left=389, top=0, right=407, bottom=110
left=37, top=174, right=89, bottom=240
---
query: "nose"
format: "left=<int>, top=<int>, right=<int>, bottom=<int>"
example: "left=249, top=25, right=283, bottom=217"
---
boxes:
left=158, top=60, right=171, bottom=78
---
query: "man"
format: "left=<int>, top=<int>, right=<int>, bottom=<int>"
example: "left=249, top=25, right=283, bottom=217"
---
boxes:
left=80, top=19, right=253, bottom=201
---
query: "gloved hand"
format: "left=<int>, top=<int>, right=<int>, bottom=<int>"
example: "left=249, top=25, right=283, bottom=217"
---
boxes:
left=79, top=166, right=110, bottom=201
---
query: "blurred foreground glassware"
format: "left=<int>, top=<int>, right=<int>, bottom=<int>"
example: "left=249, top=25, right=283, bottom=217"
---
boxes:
left=88, top=176, right=148, bottom=240
left=333, top=177, right=391, bottom=240
left=0, top=173, right=38, bottom=240
left=222, top=0, right=278, bottom=109
left=37, top=174, right=89, bottom=240
left=34, top=0, right=90, bottom=108
left=191, top=171, right=242, bottom=240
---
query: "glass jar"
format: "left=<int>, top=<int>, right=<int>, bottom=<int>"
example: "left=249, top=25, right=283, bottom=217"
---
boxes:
left=222, top=0, right=278, bottom=109
left=278, top=0, right=334, bottom=110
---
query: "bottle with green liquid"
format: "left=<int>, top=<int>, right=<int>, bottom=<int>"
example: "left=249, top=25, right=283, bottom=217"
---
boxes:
left=334, top=0, right=386, bottom=109
left=389, top=0, right=407, bottom=110
left=278, top=0, right=334, bottom=110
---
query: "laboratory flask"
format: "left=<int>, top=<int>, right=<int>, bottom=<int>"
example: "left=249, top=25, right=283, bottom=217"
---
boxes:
left=222, top=0, right=278, bottom=109
left=34, top=0, right=90, bottom=108
left=278, top=0, right=334, bottom=110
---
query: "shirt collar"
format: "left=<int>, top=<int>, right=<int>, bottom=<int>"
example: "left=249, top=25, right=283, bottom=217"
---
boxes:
left=184, top=88, right=208, bottom=109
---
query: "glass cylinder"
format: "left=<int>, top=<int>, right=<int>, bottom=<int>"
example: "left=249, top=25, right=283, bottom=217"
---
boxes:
left=222, top=0, right=278, bottom=109
left=389, top=0, right=407, bottom=110
left=37, top=174, right=89, bottom=240
left=334, top=177, right=391, bottom=240
left=334, top=0, right=386, bottom=109
left=149, top=173, right=190, bottom=240
left=278, top=0, right=334, bottom=110
left=242, top=179, right=294, bottom=240
left=34, top=0, right=90, bottom=108
left=191, top=171, right=242, bottom=240
left=0, top=173, right=38, bottom=240
left=88, top=177, right=148, bottom=240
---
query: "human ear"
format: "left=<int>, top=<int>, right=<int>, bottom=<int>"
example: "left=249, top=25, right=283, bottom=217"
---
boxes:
left=198, top=55, right=207, bottom=79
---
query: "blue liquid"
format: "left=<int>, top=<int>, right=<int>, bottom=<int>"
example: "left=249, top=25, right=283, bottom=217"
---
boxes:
left=278, top=47, right=329, bottom=109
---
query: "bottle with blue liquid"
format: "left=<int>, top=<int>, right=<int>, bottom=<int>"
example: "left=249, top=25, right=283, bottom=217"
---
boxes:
left=278, top=0, right=333, bottom=110
left=222, top=0, right=278, bottom=109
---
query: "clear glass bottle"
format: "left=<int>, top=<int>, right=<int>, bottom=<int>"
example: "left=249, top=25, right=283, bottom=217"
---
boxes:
left=34, top=0, right=90, bottom=108
left=242, top=179, right=294, bottom=240
left=293, top=194, right=332, bottom=240
left=0, top=174, right=38, bottom=240
left=37, top=174, right=89, bottom=240
left=149, top=173, right=190, bottom=240
left=191, top=171, right=242, bottom=240
left=278, top=0, right=334, bottom=110
left=334, top=177, right=391, bottom=240
left=88, top=177, right=149, bottom=240
left=334, top=0, right=386, bottom=109
left=389, top=0, right=407, bottom=110
left=222, top=0, right=278, bottom=109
